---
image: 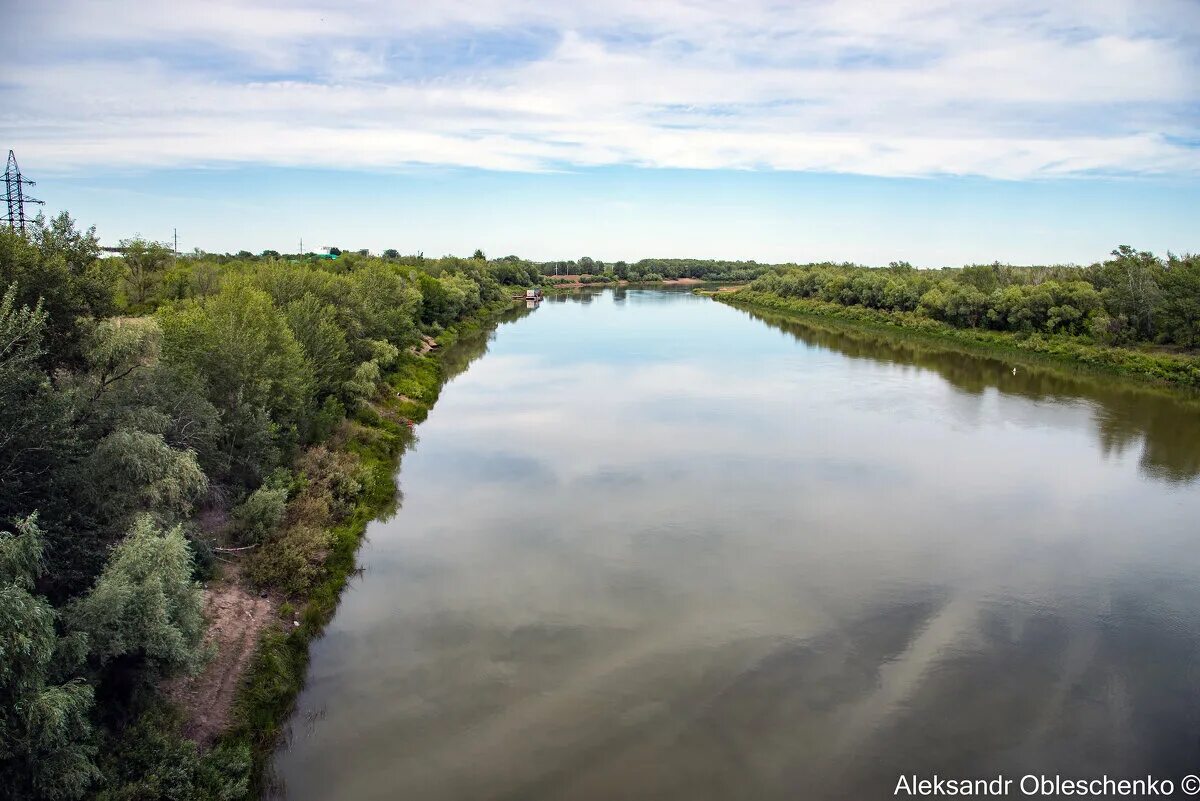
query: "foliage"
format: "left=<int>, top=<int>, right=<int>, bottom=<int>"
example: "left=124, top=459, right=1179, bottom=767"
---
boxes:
left=68, top=517, right=206, bottom=678
left=0, top=207, right=575, bottom=797
left=231, top=472, right=290, bottom=545
left=745, top=248, right=1200, bottom=351
left=283, top=294, right=351, bottom=398
left=245, top=523, right=332, bottom=597
left=724, top=290, right=1200, bottom=388
left=1156, top=254, right=1200, bottom=347
left=0, top=516, right=99, bottom=801
left=119, top=239, right=174, bottom=310
left=93, top=705, right=249, bottom=801
left=0, top=285, right=73, bottom=526
left=158, top=278, right=313, bottom=430
left=1, top=216, right=119, bottom=370
left=75, top=429, right=207, bottom=530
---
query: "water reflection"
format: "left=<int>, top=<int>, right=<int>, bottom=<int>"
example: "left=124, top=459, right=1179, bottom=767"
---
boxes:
left=742, top=307, right=1200, bottom=484
left=271, top=289, right=1200, bottom=801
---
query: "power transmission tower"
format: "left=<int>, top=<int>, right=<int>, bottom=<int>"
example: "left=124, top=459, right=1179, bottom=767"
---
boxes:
left=4, top=150, right=43, bottom=234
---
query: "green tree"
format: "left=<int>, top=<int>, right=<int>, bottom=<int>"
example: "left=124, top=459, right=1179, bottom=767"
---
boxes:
left=231, top=472, right=289, bottom=545
left=1095, top=246, right=1161, bottom=341
left=1, top=219, right=120, bottom=370
left=283, top=295, right=351, bottom=399
left=157, top=279, right=314, bottom=429
left=93, top=708, right=249, bottom=801
left=120, top=239, right=174, bottom=309
left=75, top=430, right=207, bottom=530
left=65, top=317, right=162, bottom=429
left=344, top=264, right=420, bottom=349
left=0, top=516, right=99, bottom=801
left=1155, top=254, right=1200, bottom=347
left=68, top=517, right=206, bottom=678
left=0, top=285, right=74, bottom=525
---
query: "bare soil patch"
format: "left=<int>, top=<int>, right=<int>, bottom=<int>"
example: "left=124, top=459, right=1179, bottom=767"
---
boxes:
left=165, top=571, right=278, bottom=746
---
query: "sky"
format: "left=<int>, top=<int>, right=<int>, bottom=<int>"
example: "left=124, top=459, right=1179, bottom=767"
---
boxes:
left=3, top=0, right=1199, bottom=265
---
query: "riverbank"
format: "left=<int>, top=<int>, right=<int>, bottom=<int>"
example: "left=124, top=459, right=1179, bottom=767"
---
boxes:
left=712, top=289, right=1200, bottom=390
left=168, top=298, right=521, bottom=798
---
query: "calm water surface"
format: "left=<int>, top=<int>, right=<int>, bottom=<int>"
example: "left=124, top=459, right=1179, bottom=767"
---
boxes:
left=272, top=289, right=1200, bottom=800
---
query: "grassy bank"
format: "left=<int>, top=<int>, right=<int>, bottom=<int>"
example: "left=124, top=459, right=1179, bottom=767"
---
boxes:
left=715, top=290, right=1200, bottom=389
left=216, top=299, right=517, bottom=798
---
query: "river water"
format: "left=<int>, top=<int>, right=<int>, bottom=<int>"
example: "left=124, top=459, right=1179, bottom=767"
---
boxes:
left=271, top=289, right=1200, bottom=800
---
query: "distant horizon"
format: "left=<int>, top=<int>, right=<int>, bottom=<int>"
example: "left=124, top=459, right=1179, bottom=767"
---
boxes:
left=6, top=1, right=1198, bottom=266
left=29, top=164, right=1200, bottom=270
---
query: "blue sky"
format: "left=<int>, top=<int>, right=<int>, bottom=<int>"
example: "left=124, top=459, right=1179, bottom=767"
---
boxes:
left=4, top=0, right=1199, bottom=265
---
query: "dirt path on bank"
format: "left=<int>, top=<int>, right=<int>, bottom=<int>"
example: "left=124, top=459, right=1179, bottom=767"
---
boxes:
left=165, top=574, right=277, bottom=746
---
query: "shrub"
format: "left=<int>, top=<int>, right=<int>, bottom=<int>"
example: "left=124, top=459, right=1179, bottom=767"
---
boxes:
left=246, top=524, right=332, bottom=596
left=231, top=478, right=289, bottom=545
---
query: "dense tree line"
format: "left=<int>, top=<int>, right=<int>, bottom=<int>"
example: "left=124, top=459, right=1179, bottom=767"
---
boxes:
left=0, top=213, right=533, bottom=799
left=526, top=256, right=770, bottom=283
left=746, top=247, right=1200, bottom=348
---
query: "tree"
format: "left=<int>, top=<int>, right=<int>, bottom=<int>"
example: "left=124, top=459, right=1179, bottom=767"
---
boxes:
left=0, top=285, right=74, bottom=525
left=0, top=516, right=99, bottom=801
left=382, top=249, right=400, bottom=259
left=157, top=279, right=314, bottom=428
left=1095, top=246, right=1161, bottom=341
left=284, top=295, right=351, bottom=399
left=74, top=429, right=207, bottom=530
left=65, top=317, right=162, bottom=429
left=68, top=516, right=206, bottom=679
left=92, top=707, right=249, bottom=801
left=344, top=265, right=420, bottom=349
left=472, top=249, right=486, bottom=261
left=1156, top=254, right=1200, bottom=347
left=1, top=220, right=120, bottom=370
left=120, top=239, right=173, bottom=308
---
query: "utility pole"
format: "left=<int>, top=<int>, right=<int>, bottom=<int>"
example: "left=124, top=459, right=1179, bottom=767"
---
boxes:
left=173, top=228, right=178, bottom=256
left=4, top=150, right=43, bottom=234
left=300, top=236, right=304, bottom=255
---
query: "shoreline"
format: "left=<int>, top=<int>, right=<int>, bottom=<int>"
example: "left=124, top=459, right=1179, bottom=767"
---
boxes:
left=193, top=299, right=522, bottom=798
left=712, top=290, right=1200, bottom=392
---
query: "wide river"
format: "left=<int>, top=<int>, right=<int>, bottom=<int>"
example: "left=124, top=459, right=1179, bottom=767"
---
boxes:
left=272, top=289, right=1200, bottom=800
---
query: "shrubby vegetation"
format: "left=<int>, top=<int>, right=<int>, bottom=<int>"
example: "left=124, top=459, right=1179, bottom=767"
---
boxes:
left=531, top=256, right=770, bottom=283
left=0, top=213, right=531, bottom=799
left=742, top=248, right=1199, bottom=348
left=723, top=248, right=1200, bottom=387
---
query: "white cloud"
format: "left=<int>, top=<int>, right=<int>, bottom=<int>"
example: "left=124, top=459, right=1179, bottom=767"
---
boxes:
left=3, top=0, right=1198, bottom=178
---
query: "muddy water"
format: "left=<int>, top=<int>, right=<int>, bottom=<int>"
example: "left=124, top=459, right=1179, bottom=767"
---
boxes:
left=271, top=289, right=1200, bottom=800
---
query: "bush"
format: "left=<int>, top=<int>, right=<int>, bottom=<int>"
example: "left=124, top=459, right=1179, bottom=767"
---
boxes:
left=295, top=447, right=367, bottom=521
left=246, top=524, right=332, bottom=596
left=231, top=475, right=289, bottom=545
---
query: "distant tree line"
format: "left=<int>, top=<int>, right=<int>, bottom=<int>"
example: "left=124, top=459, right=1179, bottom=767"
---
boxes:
left=746, top=247, right=1199, bottom=348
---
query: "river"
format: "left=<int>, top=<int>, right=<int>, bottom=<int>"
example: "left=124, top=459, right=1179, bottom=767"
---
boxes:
left=270, top=288, right=1200, bottom=800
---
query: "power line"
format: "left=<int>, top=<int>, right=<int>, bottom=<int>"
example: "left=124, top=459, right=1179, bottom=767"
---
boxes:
left=4, top=150, right=44, bottom=234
